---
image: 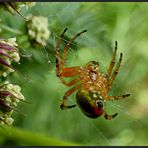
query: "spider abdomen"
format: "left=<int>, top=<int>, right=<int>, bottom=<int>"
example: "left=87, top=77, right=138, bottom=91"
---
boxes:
left=76, top=89, right=104, bottom=118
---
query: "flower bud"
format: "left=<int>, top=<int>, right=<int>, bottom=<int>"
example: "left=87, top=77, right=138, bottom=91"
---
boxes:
left=26, top=14, right=50, bottom=46
left=0, top=38, right=20, bottom=77
left=0, top=81, right=25, bottom=126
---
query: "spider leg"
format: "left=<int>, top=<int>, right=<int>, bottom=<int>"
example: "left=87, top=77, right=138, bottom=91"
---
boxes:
left=61, top=29, right=87, bottom=69
left=108, top=52, right=123, bottom=88
left=60, top=84, right=83, bottom=110
left=107, top=94, right=130, bottom=100
left=55, top=28, right=86, bottom=86
left=55, top=28, right=67, bottom=77
left=61, top=67, right=81, bottom=77
left=103, top=112, right=118, bottom=120
left=58, top=66, right=82, bottom=86
left=60, top=76, right=82, bottom=87
left=107, top=41, right=117, bottom=78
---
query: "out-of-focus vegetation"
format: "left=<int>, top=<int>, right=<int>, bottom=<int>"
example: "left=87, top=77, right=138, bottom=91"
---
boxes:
left=0, top=2, right=148, bottom=146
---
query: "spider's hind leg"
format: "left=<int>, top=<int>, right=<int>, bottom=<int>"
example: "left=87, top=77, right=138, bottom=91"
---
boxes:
left=60, top=103, right=76, bottom=110
left=60, top=84, right=82, bottom=110
left=107, top=94, right=130, bottom=101
left=103, top=112, right=118, bottom=120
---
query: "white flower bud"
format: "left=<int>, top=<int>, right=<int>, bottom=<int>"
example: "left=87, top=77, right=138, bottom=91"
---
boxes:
left=26, top=14, right=50, bottom=46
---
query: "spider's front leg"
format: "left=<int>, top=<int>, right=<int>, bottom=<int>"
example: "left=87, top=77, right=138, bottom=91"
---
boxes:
left=107, top=41, right=117, bottom=78
left=55, top=28, right=67, bottom=78
left=107, top=41, right=123, bottom=91
left=55, top=28, right=86, bottom=86
left=109, top=53, right=122, bottom=86
left=60, top=84, right=83, bottom=110
left=55, top=28, right=87, bottom=77
left=61, top=29, right=87, bottom=69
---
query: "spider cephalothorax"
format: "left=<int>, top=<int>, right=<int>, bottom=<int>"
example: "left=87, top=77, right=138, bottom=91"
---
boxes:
left=55, top=28, right=130, bottom=120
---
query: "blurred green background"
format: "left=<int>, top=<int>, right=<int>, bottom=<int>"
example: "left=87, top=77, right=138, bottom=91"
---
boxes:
left=0, top=2, right=148, bottom=146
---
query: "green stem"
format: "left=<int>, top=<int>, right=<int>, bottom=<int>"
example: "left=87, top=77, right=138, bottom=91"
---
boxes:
left=0, top=23, right=23, bottom=35
left=0, top=126, right=80, bottom=146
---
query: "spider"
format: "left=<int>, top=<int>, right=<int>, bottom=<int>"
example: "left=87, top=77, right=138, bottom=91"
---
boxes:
left=55, top=28, right=130, bottom=120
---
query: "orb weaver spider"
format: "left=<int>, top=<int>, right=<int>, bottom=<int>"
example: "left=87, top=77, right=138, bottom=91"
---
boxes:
left=55, top=28, right=130, bottom=120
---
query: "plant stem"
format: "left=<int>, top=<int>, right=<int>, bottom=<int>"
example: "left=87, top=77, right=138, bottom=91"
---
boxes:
left=0, top=126, right=80, bottom=146
left=0, top=24, right=22, bottom=35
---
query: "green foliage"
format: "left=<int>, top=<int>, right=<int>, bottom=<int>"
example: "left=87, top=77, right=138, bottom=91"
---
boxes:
left=0, top=2, right=148, bottom=146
